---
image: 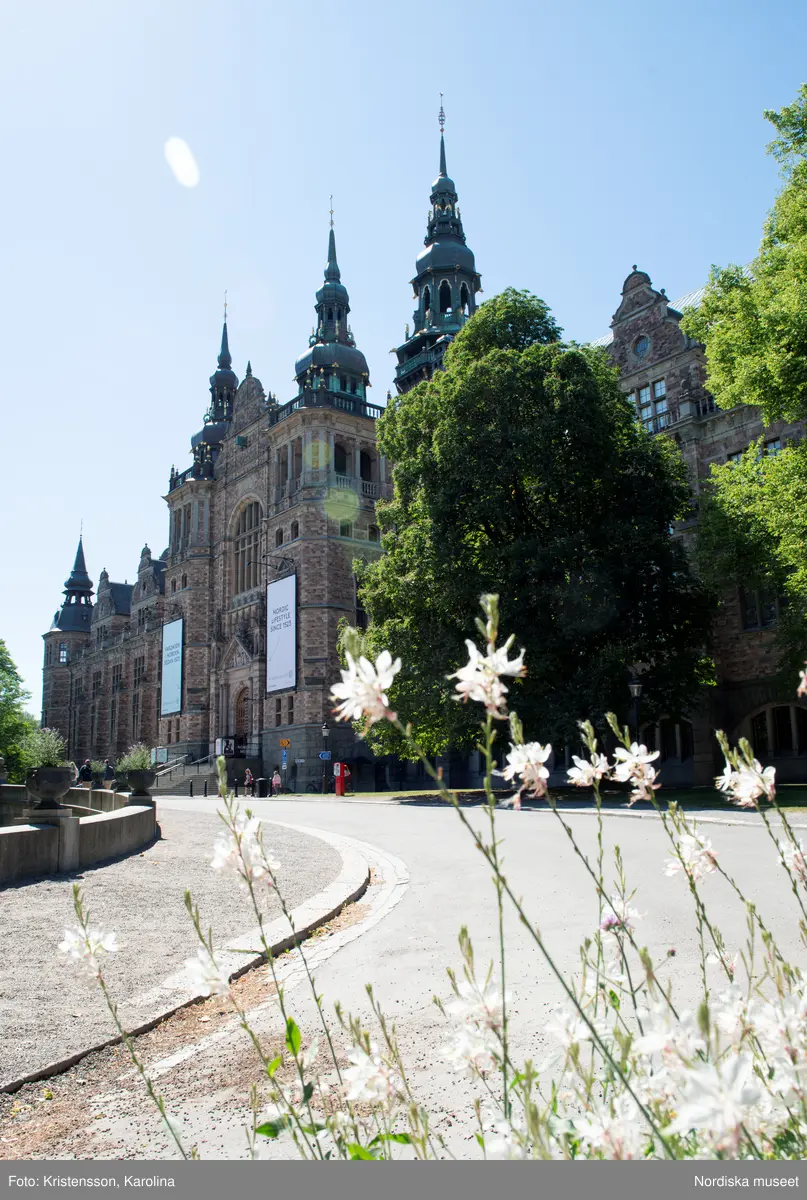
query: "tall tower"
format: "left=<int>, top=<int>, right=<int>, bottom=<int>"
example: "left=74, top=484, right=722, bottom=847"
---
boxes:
left=42, top=537, right=94, bottom=750
left=394, top=103, right=482, bottom=394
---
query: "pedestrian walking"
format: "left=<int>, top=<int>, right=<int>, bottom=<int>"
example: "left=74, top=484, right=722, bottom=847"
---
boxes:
left=103, top=759, right=116, bottom=789
left=271, top=766, right=282, bottom=796
left=77, top=760, right=93, bottom=789
left=244, top=767, right=254, bottom=796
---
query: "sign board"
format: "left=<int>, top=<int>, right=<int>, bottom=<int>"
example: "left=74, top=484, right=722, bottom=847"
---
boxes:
left=215, top=738, right=235, bottom=757
left=319, top=750, right=332, bottom=761
left=281, top=749, right=288, bottom=767
left=160, top=618, right=183, bottom=716
left=279, top=738, right=291, bottom=748
left=266, top=575, right=296, bottom=693
left=151, top=747, right=169, bottom=765
left=295, top=758, right=305, bottom=765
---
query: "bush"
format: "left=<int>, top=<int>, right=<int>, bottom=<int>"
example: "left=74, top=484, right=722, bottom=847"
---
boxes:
left=115, top=743, right=152, bottom=771
left=21, top=727, right=69, bottom=769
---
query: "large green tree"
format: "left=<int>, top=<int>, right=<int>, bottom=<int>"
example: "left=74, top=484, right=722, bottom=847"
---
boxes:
left=355, top=289, right=713, bottom=758
left=682, top=84, right=807, bottom=424
left=0, top=640, right=38, bottom=782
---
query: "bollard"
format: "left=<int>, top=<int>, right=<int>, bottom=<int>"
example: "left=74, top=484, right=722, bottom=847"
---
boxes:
left=189, top=779, right=194, bottom=798
left=203, top=779, right=208, bottom=797
left=235, top=782, right=239, bottom=797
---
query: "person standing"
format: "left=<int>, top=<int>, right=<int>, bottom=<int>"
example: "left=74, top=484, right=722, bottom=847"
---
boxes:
left=77, top=760, right=93, bottom=789
left=271, top=766, right=282, bottom=796
left=103, top=759, right=116, bottom=789
left=244, top=767, right=254, bottom=796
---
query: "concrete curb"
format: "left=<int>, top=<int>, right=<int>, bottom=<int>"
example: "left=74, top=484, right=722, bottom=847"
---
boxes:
left=0, top=821, right=370, bottom=1095
left=527, top=805, right=807, bottom=831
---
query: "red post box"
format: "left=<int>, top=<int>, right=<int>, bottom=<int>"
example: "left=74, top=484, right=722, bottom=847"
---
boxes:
left=334, top=762, right=345, bottom=797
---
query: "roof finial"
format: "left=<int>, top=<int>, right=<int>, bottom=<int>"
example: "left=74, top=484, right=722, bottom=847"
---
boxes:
left=438, top=95, right=447, bottom=177
left=329, top=194, right=334, bottom=229
left=438, top=94, right=445, bottom=133
left=223, top=289, right=228, bottom=323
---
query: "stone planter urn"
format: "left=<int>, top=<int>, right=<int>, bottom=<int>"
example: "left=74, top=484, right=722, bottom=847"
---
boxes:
left=25, top=766, right=73, bottom=810
left=125, top=769, right=155, bottom=800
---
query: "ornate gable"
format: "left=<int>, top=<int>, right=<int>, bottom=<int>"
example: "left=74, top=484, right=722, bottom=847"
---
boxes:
left=221, top=634, right=253, bottom=671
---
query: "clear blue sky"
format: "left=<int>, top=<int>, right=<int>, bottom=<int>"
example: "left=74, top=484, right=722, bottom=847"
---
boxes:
left=2, top=0, right=805, bottom=708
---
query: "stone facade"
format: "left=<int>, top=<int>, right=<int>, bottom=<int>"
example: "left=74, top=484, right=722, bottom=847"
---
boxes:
left=597, top=268, right=807, bottom=783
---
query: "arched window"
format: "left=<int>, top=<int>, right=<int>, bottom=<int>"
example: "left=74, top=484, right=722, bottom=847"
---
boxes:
left=360, top=450, right=373, bottom=482
left=337, top=308, right=342, bottom=321
left=234, top=501, right=262, bottom=595
left=235, top=689, right=249, bottom=739
left=58, top=642, right=68, bottom=664
left=460, top=283, right=470, bottom=313
left=275, top=528, right=284, bottom=547
left=439, top=280, right=452, bottom=313
left=171, top=579, right=176, bottom=594
left=181, top=574, right=187, bottom=589
left=422, top=285, right=431, bottom=315
left=368, top=525, right=380, bottom=543
left=334, top=443, right=348, bottom=475
left=291, top=520, right=299, bottom=540
left=327, top=308, right=333, bottom=321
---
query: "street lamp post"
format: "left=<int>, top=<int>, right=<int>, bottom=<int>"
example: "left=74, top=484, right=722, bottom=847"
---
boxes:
left=321, top=722, right=330, bottom=794
left=628, top=679, right=643, bottom=744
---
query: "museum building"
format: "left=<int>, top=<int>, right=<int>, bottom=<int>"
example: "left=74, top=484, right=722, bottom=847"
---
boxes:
left=41, top=127, right=807, bottom=790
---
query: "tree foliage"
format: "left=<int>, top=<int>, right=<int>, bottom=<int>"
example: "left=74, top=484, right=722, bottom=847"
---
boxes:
left=682, top=84, right=807, bottom=424
left=355, top=289, right=714, bottom=758
left=0, top=640, right=38, bottom=782
left=696, top=440, right=807, bottom=680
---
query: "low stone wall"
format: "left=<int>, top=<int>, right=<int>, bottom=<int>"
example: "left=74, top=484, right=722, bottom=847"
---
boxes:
left=0, top=824, right=59, bottom=885
left=0, top=801, right=157, bottom=886
left=78, top=807, right=156, bottom=869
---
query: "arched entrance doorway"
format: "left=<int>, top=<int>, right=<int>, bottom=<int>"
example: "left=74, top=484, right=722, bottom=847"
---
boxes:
left=234, top=688, right=250, bottom=755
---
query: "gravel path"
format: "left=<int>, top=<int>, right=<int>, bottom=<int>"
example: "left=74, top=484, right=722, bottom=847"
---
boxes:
left=0, top=811, right=342, bottom=1086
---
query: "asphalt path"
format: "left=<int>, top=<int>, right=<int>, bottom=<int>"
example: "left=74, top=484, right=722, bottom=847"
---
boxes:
left=5, top=796, right=806, bottom=1159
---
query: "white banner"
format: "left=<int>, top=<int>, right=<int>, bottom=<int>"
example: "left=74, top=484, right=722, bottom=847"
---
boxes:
left=160, top=617, right=184, bottom=716
left=266, top=575, right=296, bottom=693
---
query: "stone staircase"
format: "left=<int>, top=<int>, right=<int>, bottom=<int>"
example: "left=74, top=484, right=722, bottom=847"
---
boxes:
left=150, top=771, right=220, bottom=798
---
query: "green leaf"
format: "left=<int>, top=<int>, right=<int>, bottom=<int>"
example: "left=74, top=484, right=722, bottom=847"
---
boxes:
left=302, top=1082, right=314, bottom=1103
left=256, top=1118, right=290, bottom=1139
left=285, top=1017, right=301, bottom=1057
left=608, top=989, right=621, bottom=1010
left=266, top=1055, right=282, bottom=1078
left=346, top=1143, right=378, bottom=1160
left=369, top=1132, right=412, bottom=1146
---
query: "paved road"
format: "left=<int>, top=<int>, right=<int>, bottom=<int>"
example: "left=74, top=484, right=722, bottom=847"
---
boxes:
left=3, top=796, right=804, bottom=1159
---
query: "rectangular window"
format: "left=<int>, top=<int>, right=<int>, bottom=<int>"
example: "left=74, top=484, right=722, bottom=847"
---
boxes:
left=132, top=692, right=140, bottom=740
left=92, top=671, right=102, bottom=699
left=727, top=449, right=746, bottom=464
left=653, top=379, right=666, bottom=400
left=287, top=695, right=294, bottom=726
left=638, top=385, right=651, bottom=407
left=340, top=521, right=353, bottom=538
left=110, top=697, right=117, bottom=739
left=134, top=656, right=146, bottom=687
left=58, top=643, right=68, bottom=664
left=275, top=697, right=282, bottom=728
left=766, top=438, right=782, bottom=456
left=112, top=663, right=122, bottom=690
left=741, top=586, right=779, bottom=630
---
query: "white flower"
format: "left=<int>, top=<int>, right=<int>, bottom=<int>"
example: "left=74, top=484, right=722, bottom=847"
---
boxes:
left=715, top=758, right=776, bottom=808
left=184, top=948, right=230, bottom=997
left=449, top=636, right=525, bottom=718
left=664, top=830, right=719, bottom=882
left=211, top=809, right=279, bottom=885
left=59, top=924, right=118, bottom=976
left=600, top=892, right=643, bottom=937
left=442, top=1023, right=498, bottom=1077
left=445, top=975, right=507, bottom=1031
left=612, top=743, right=660, bottom=804
left=778, top=838, right=807, bottom=884
left=798, top=665, right=807, bottom=698
left=714, top=985, right=753, bottom=1043
left=301, top=1038, right=320, bottom=1072
left=485, top=1111, right=531, bottom=1159
left=545, top=1005, right=596, bottom=1050
left=343, top=1043, right=399, bottom=1106
left=575, top=1093, right=646, bottom=1159
left=501, top=742, right=552, bottom=799
left=330, top=650, right=401, bottom=726
left=668, top=1054, right=760, bottom=1151
left=567, top=752, right=610, bottom=788
left=633, top=1002, right=704, bottom=1062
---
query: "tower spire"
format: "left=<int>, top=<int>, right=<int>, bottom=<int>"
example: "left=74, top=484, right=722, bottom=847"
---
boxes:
left=325, top=207, right=341, bottom=283
left=438, top=95, right=447, bottom=176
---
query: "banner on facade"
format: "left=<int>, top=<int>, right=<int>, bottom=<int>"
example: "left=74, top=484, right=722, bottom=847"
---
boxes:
left=266, top=575, right=296, bottom=693
left=160, top=617, right=184, bottom=716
